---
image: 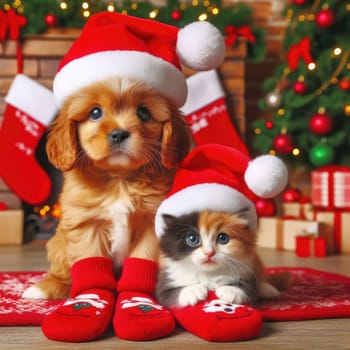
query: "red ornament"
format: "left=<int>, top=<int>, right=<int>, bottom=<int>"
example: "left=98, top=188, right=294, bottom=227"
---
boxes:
left=293, top=81, right=307, bottom=94
left=0, top=202, right=8, bottom=210
left=265, top=121, right=274, bottom=129
left=293, top=0, right=308, bottom=4
left=315, top=9, right=335, bottom=28
left=255, top=198, right=276, bottom=217
left=282, top=189, right=302, bottom=202
left=339, top=78, right=350, bottom=91
left=309, top=112, right=333, bottom=135
left=45, top=14, right=58, bottom=27
left=171, top=10, right=182, bottom=21
left=273, top=134, right=293, bottom=154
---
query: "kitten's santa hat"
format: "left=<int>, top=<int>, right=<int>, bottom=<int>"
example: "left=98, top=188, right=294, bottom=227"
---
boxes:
left=53, top=11, right=226, bottom=108
left=155, top=144, right=288, bottom=237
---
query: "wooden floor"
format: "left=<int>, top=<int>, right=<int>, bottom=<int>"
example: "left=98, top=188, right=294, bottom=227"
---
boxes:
left=0, top=243, right=350, bottom=350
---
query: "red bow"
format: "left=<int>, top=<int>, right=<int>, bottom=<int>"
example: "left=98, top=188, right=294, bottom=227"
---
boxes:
left=287, top=37, right=313, bottom=71
left=225, top=25, right=256, bottom=47
left=0, top=8, right=27, bottom=42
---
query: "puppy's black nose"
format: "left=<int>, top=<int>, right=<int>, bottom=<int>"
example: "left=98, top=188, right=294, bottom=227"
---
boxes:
left=109, top=129, right=130, bottom=145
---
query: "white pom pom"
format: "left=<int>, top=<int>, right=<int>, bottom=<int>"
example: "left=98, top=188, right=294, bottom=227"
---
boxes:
left=177, top=21, right=226, bottom=71
left=244, top=155, right=288, bottom=198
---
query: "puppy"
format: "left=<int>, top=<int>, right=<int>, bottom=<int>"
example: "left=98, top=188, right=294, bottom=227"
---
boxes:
left=23, top=77, right=191, bottom=300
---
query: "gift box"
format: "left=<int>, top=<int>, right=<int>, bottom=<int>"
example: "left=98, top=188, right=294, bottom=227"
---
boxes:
left=312, top=210, right=350, bottom=254
left=0, top=210, right=24, bottom=245
left=282, top=198, right=313, bottom=220
left=296, top=235, right=327, bottom=258
left=257, top=217, right=319, bottom=251
left=311, top=166, right=350, bottom=209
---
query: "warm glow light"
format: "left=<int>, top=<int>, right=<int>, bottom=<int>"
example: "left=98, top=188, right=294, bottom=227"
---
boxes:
left=254, top=128, right=261, bottom=135
left=149, top=9, right=158, bottom=18
left=198, top=13, right=207, bottom=21
left=292, top=148, right=301, bottom=156
left=308, top=62, right=316, bottom=70
left=277, top=109, right=285, bottom=116
left=107, top=4, right=115, bottom=12
left=131, top=3, right=137, bottom=10
left=60, top=1, right=68, bottom=10
left=82, top=2, right=89, bottom=9
left=333, top=47, right=342, bottom=56
left=211, top=7, right=219, bottom=15
left=269, top=149, right=276, bottom=155
left=83, top=10, right=90, bottom=17
left=192, top=0, right=199, bottom=6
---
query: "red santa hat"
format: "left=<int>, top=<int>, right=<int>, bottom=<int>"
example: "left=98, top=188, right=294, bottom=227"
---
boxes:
left=155, top=144, right=288, bottom=237
left=53, top=11, right=226, bottom=108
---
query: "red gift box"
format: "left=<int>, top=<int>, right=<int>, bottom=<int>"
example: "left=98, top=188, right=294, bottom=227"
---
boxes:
left=311, top=166, right=350, bottom=209
left=296, top=235, right=327, bottom=258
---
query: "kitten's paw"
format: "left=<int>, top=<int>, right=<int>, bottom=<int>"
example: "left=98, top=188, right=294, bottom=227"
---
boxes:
left=178, top=284, right=208, bottom=307
left=258, top=282, right=280, bottom=299
left=216, top=285, right=250, bottom=305
left=22, top=285, right=47, bottom=300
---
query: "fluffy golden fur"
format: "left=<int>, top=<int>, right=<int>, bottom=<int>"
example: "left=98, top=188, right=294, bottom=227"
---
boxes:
left=23, top=77, right=191, bottom=300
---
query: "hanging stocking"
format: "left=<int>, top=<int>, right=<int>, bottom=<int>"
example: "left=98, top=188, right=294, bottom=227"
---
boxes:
left=0, top=74, right=57, bottom=204
left=170, top=291, right=262, bottom=342
left=42, top=257, right=117, bottom=342
left=181, top=69, right=249, bottom=155
left=114, top=258, right=175, bottom=340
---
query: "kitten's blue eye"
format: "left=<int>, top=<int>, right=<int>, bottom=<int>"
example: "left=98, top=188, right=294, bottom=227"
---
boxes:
left=217, top=233, right=229, bottom=245
left=185, top=232, right=201, bottom=247
left=89, top=107, right=103, bottom=121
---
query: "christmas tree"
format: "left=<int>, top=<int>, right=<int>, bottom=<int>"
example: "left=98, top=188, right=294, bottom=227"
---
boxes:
left=252, top=0, right=350, bottom=169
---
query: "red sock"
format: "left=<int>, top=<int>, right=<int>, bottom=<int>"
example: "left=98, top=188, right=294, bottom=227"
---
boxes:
left=181, top=70, right=249, bottom=155
left=114, top=258, right=175, bottom=340
left=42, top=257, right=117, bottom=342
left=171, top=291, right=262, bottom=342
left=0, top=74, right=57, bottom=205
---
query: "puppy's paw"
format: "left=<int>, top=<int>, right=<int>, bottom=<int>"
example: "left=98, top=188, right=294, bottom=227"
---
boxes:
left=258, top=282, right=280, bottom=299
left=216, top=285, right=250, bottom=305
left=178, top=284, right=208, bottom=307
left=22, top=285, right=47, bottom=300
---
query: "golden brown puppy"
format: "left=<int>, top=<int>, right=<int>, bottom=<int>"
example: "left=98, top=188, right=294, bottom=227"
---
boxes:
left=23, top=77, right=191, bottom=300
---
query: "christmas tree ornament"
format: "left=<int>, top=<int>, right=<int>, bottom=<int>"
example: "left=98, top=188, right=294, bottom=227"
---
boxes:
left=293, top=0, right=308, bottom=5
left=339, top=78, right=350, bottom=91
left=0, top=74, right=58, bottom=205
left=44, top=14, right=58, bottom=27
left=309, top=112, right=333, bottom=135
left=265, top=91, right=282, bottom=109
left=309, top=143, right=335, bottom=167
left=0, top=202, right=8, bottom=210
left=171, top=9, right=182, bottom=21
left=315, top=8, right=335, bottom=28
left=255, top=198, right=276, bottom=217
left=293, top=81, right=307, bottom=94
left=282, top=188, right=302, bottom=202
left=265, top=121, right=274, bottom=129
left=273, top=134, right=294, bottom=154
left=181, top=70, right=249, bottom=153
left=287, top=37, right=313, bottom=71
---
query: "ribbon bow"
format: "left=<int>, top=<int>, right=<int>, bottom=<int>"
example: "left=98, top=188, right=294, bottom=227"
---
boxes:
left=225, top=25, right=256, bottom=47
left=287, top=37, right=313, bottom=71
left=0, top=8, right=27, bottom=42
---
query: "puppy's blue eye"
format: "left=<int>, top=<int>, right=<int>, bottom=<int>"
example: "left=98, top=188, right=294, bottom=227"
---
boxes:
left=217, top=233, right=229, bottom=245
left=89, top=107, right=103, bottom=121
left=136, top=106, right=152, bottom=122
left=185, top=231, right=201, bottom=247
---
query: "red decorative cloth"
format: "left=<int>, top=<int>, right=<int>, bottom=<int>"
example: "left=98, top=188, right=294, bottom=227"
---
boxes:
left=1, top=267, right=350, bottom=326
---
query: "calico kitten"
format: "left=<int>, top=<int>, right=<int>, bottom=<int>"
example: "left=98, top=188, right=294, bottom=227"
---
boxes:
left=156, top=209, right=280, bottom=308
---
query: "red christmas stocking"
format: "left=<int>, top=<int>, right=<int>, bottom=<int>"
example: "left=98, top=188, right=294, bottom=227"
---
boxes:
left=113, top=258, right=175, bottom=340
left=181, top=70, right=249, bottom=155
left=171, top=291, right=262, bottom=342
left=0, top=74, right=57, bottom=204
left=42, top=257, right=117, bottom=342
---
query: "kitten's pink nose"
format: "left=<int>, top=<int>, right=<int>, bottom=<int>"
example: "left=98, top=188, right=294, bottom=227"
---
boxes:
left=205, top=251, right=215, bottom=259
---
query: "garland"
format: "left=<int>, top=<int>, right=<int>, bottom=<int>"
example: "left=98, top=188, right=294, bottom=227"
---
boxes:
left=0, top=0, right=266, bottom=61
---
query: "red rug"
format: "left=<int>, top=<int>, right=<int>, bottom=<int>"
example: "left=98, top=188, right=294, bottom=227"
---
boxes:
left=0, top=267, right=350, bottom=326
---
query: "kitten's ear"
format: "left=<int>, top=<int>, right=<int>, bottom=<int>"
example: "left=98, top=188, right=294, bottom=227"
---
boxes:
left=162, top=214, right=177, bottom=225
left=234, top=207, right=251, bottom=228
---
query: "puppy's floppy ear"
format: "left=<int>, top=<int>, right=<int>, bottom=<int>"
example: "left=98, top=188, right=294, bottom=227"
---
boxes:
left=161, top=110, right=191, bottom=169
left=46, top=109, right=79, bottom=171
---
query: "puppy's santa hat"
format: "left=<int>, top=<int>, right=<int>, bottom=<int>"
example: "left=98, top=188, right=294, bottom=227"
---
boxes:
left=155, top=144, right=288, bottom=236
left=53, top=11, right=226, bottom=108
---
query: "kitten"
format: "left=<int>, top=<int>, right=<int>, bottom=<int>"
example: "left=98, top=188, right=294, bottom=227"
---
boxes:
left=156, top=209, right=281, bottom=308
